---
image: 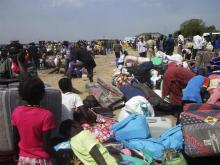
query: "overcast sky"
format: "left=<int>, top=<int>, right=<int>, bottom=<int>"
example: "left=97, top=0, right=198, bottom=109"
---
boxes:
left=0, top=0, right=219, bottom=43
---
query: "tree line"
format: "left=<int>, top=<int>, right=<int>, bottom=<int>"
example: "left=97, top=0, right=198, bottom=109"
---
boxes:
left=174, top=19, right=219, bottom=38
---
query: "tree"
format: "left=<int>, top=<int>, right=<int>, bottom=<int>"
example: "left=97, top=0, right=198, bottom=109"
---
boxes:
left=174, top=19, right=219, bottom=37
left=206, top=25, right=219, bottom=33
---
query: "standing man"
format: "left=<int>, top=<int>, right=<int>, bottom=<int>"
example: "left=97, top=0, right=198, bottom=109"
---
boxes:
left=177, top=31, right=185, bottom=54
left=73, top=44, right=96, bottom=82
left=146, top=35, right=156, bottom=59
left=164, top=34, right=175, bottom=55
left=28, top=42, right=39, bottom=69
left=192, top=32, right=203, bottom=59
left=113, top=40, right=123, bottom=66
left=156, top=35, right=165, bottom=52
left=162, top=63, right=195, bottom=119
left=137, top=37, right=147, bottom=57
left=64, top=42, right=73, bottom=76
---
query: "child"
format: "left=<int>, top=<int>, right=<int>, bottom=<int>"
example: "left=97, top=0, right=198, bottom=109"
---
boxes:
left=59, top=119, right=118, bottom=165
left=11, top=76, right=56, bottom=165
left=58, top=77, right=88, bottom=122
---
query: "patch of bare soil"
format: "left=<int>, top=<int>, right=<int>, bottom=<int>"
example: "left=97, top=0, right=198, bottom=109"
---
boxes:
left=39, top=53, right=118, bottom=99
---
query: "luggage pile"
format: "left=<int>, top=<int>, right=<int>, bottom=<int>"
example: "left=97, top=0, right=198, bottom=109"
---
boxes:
left=83, top=52, right=220, bottom=164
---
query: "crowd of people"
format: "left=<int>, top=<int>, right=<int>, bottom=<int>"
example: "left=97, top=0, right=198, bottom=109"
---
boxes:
left=1, top=33, right=220, bottom=165
left=135, top=32, right=220, bottom=60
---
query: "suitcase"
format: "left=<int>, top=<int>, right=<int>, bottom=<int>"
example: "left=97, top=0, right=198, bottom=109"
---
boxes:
left=7, top=87, right=61, bottom=136
left=119, top=84, right=145, bottom=101
left=86, top=78, right=124, bottom=108
left=180, top=110, right=220, bottom=157
left=0, top=86, right=62, bottom=152
left=147, top=117, right=175, bottom=138
left=0, top=90, right=14, bottom=151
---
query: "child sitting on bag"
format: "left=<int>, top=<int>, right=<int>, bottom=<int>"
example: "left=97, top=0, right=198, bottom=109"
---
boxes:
left=59, top=119, right=118, bottom=165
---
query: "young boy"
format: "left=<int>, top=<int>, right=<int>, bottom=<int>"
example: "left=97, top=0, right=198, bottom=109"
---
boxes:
left=59, top=120, right=118, bottom=165
left=58, top=77, right=89, bottom=122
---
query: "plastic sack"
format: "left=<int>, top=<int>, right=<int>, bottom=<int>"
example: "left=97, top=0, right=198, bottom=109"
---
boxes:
left=118, top=96, right=155, bottom=121
left=111, top=115, right=150, bottom=141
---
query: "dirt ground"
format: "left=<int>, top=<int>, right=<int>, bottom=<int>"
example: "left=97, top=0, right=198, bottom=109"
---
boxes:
left=39, top=48, right=137, bottom=99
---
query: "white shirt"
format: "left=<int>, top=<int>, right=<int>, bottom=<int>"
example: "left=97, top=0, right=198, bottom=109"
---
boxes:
left=61, top=92, right=83, bottom=121
left=54, top=55, right=61, bottom=67
left=87, top=45, right=92, bottom=52
left=193, top=35, right=203, bottom=49
left=178, top=35, right=184, bottom=45
left=137, top=41, right=147, bottom=53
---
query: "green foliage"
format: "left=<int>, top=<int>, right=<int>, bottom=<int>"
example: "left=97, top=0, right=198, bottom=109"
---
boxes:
left=174, top=19, right=219, bottom=37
